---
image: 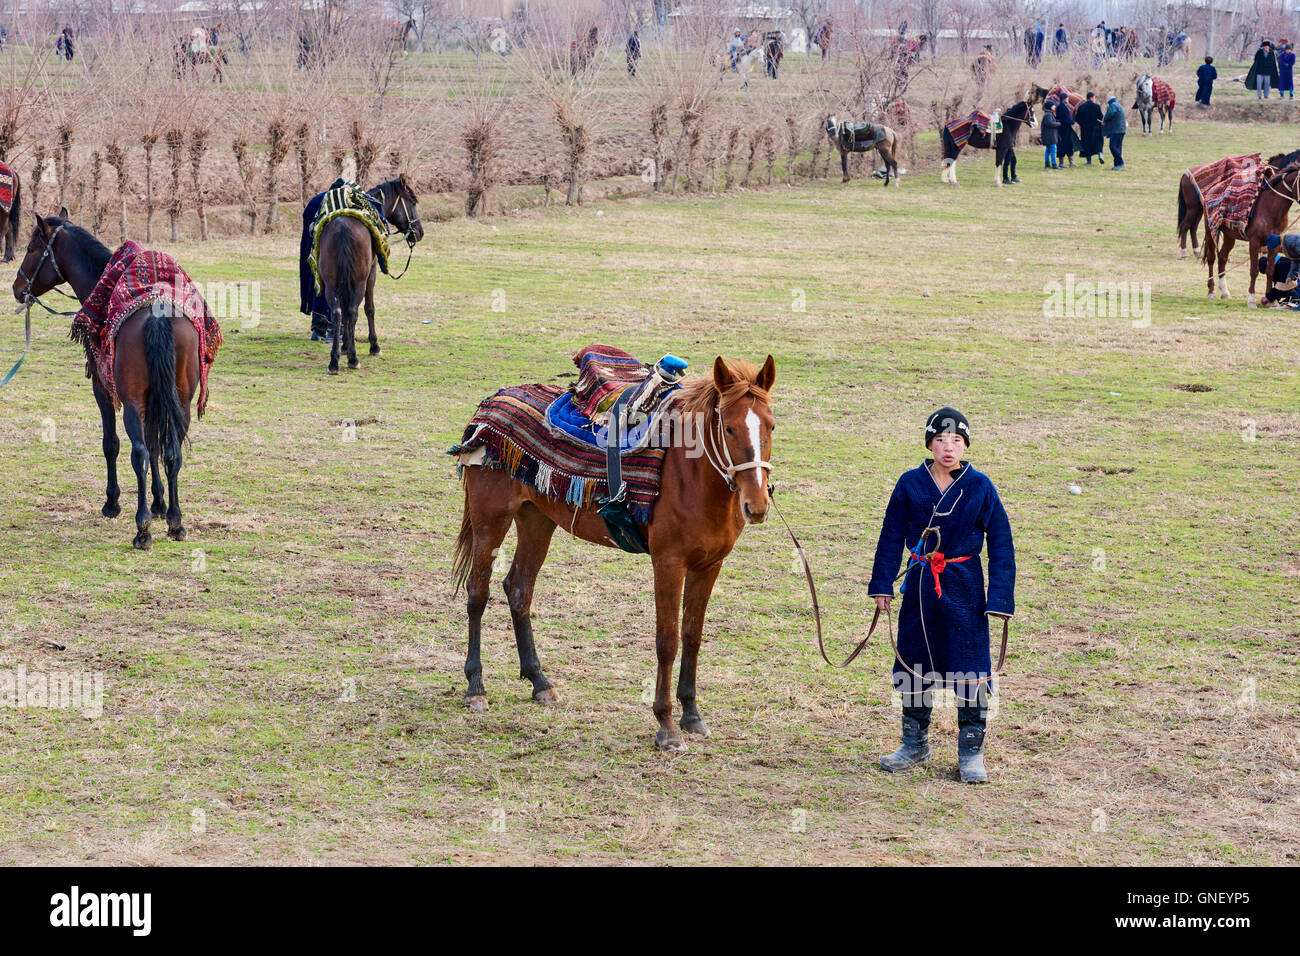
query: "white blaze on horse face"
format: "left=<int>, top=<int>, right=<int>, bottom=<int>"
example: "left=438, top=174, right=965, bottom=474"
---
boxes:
left=744, top=408, right=765, bottom=490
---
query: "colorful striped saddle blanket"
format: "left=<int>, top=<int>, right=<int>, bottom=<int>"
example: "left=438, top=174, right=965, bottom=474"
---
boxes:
left=1189, top=154, right=1263, bottom=242
left=306, top=181, right=390, bottom=296
left=0, top=162, right=13, bottom=213
left=944, top=110, right=992, bottom=149
left=69, top=241, right=223, bottom=416
left=449, top=382, right=670, bottom=523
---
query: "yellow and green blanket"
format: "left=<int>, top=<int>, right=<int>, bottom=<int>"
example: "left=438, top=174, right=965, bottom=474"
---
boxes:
left=306, top=181, right=390, bottom=295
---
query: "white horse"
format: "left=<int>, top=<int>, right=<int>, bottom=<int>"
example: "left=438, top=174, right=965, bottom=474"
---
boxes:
left=718, top=46, right=767, bottom=89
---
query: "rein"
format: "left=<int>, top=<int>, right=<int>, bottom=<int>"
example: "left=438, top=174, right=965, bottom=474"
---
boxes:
left=768, top=486, right=1009, bottom=682
left=3, top=223, right=82, bottom=390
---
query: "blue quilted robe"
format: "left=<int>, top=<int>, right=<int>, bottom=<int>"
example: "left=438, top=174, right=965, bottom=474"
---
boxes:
left=868, top=462, right=1015, bottom=691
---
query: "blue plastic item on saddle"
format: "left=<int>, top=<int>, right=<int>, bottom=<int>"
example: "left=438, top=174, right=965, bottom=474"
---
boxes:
left=657, top=354, right=688, bottom=377
left=545, top=392, right=656, bottom=451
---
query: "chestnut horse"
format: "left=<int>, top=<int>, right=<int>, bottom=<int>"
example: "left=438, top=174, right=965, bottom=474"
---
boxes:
left=12, top=211, right=200, bottom=549
left=318, top=175, right=423, bottom=374
left=1199, top=163, right=1300, bottom=305
left=452, top=356, right=776, bottom=751
left=1178, top=150, right=1300, bottom=259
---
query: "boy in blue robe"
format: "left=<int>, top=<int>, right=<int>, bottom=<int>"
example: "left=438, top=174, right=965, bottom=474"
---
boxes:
left=868, top=408, right=1016, bottom=783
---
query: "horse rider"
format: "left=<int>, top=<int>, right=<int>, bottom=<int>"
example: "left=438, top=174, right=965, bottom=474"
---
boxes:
left=869, top=408, right=1016, bottom=784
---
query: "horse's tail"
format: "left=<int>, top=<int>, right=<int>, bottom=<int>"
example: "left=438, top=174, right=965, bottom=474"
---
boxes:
left=1177, top=186, right=1187, bottom=236
left=325, top=220, right=366, bottom=335
left=143, top=309, right=188, bottom=464
left=9, top=170, right=20, bottom=247
left=452, top=487, right=473, bottom=595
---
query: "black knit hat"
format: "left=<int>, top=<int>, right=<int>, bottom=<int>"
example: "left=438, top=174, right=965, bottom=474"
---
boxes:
left=925, top=407, right=971, bottom=446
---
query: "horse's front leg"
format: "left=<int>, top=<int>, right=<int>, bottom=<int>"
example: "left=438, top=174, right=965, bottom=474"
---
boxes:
left=365, top=261, right=379, bottom=355
left=1247, top=239, right=1261, bottom=307
left=92, top=378, right=122, bottom=518
left=840, top=150, right=849, bottom=182
left=678, top=561, right=723, bottom=738
left=651, top=554, right=687, bottom=751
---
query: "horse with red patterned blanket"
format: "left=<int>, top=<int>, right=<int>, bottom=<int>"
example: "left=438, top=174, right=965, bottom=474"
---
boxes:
left=12, top=212, right=222, bottom=549
left=1134, top=74, right=1175, bottom=133
left=940, top=99, right=1037, bottom=186
left=0, top=161, right=21, bottom=262
left=1177, top=153, right=1262, bottom=261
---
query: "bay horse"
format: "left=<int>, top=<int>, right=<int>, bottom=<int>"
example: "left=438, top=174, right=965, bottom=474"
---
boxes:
left=1200, top=162, right=1300, bottom=304
left=825, top=115, right=900, bottom=185
left=453, top=356, right=776, bottom=752
left=12, top=210, right=200, bottom=549
left=318, top=175, right=423, bottom=374
left=940, top=99, right=1036, bottom=186
left=1181, top=152, right=1300, bottom=260
left=0, top=164, right=20, bottom=262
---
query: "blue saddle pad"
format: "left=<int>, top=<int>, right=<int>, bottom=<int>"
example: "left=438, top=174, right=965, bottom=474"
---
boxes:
left=545, top=392, right=657, bottom=452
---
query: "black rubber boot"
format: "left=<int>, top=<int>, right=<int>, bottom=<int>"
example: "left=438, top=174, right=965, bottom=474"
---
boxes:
left=957, top=703, right=988, bottom=784
left=880, top=700, right=931, bottom=772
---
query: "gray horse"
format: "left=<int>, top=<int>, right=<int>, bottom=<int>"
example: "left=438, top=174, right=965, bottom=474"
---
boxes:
left=825, top=115, right=901, bottom=186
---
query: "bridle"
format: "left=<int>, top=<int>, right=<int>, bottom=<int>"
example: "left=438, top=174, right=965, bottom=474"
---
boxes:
left=2, top=222, right=78, bottom=391
left=368, top=181, right=421, bottom=279
left=700, top=400, right=772, bottom=492
left=1262, top=166, right=1300, bottom=204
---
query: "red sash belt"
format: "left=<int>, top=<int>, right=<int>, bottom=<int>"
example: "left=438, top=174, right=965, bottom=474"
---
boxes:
left=908, top=548, right=971, bottom=598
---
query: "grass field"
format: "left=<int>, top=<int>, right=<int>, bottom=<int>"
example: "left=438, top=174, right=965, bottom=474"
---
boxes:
left=0, top=112, right=1297, bottom=865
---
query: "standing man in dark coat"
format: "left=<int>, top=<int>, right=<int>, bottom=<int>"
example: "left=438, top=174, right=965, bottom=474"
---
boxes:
left=1102, top=94, right=1126, bottom=169
left=1054, top=23, right=1068, bottom=56
left=1055, top=95, right=1078, bottom=167
left=869, top=408, right=1016, bottom=784
left=1196, top=56, right=1218, bottom=105
left=626, top=29, right=640, bottom=76
left=1076, top=91, right=1105, bottom=164
left=1248, top=40, right=1279, bottom=98
left=1279, top=43, right=1295, bottom=98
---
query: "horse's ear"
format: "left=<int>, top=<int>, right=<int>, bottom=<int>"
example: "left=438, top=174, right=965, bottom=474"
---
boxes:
left=756, top=355, right=776, bottom=393
left=713, top=356, right=736, bottom=393
left=58, top=205, right=69, bottom=219
left=33, top=213, right=46, bottom=236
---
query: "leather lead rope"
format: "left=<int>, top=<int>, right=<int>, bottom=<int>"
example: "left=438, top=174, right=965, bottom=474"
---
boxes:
left=0, top=300, right=32, bottom=389
left=768, top=485, right=1009, bottom=680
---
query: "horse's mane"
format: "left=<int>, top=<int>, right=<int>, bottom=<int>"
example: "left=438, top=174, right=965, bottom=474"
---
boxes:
left=1266, top=149, right=1300, bottom=171
left=47, top=217, right=112, bottom=275
left=676, top=358, right=772, bottom=415
left=1266, top=160, right=1300, bottom=187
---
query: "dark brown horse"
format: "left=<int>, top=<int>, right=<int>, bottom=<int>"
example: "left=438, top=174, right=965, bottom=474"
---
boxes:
left=12, top=211, right=201, bottom=549
left=0, top=164, right=21, bottom=262
left=318, top=175, right=423, bottom=374
left=1197, top=163, right=1300, bottom=304
left=1178, top=150, right=1300, bottom=259
left=452, top=356, right=776, bottom=751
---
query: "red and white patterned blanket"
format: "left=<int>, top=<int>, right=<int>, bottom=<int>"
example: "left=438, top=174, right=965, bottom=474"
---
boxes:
left=1152, top=77, right=1175, bottom=108
left=69, top=240, right=223, bottom=415
left=0, top=162, right=14, bottom=213
left=1188, top=154, right=1263, bottom=243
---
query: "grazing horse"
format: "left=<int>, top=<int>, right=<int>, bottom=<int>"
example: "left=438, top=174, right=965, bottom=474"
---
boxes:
left=453, top=356, right=776, bottom=752
left=12, top=212, right=210, bottom=549
left=1201, top=162, right=1300, bottom=305
left=825, top=115, right=900, bottom=185
left=317, top=175, right=423, bottom=374
left=0, top=163, right=20, bottom=262
left=940, top=99, right=1036, bottom=186
left=1134, top=74, right=1175, bottom=133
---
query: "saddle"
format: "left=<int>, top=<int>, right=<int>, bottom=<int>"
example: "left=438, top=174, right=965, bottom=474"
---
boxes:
left=306, top=181, right=390, bottom=295
left=837, top=121, right=882, bottom=153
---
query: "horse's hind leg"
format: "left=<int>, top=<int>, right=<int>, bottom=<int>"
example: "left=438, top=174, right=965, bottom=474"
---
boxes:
left=93, top=378, right=121, bottom=518
left=165, top=406, right=192, bottom=541
left=504, top=503, right=559, bottom=703
left=365, top=264, right=379, bottom=356
left=123, top=404, right=152, bottom=551
left=462, top=472, right=517, bottom=711
left=678, top=561, right=723, bottom=738
left=149, top=452, right=167, bottom=518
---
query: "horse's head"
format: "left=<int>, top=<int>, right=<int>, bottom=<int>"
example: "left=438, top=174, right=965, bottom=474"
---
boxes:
left=13, top=207, right=72, bottom=303
left=383, top=174, right=424, bottom=243
left=825, top=114, right=837, bottom=136
left=1138, top=74, right=1153, bottom=96
left=709, top=355, right=776, bottom=524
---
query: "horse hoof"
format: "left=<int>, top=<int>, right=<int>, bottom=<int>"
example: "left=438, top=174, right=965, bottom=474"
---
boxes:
left=532, top=687, right=561, bottom=705
left=132, top=532, right=152, bottom=551
left=348, top=359, right=360, bottom=370
left=151, top=503, right=167, bottom=518
left=680, top=716, right=711, bottom=738
left=655, top=729, right=688, bottom=752
left=327, top=367, right=339, bottom=376
left=464, top=694, right=489, bottom=712
left=101, top=502, right=121, bottom=519
left=369, top=345, right=380, bottom=356
left=168, top=525, right=187, bottom=542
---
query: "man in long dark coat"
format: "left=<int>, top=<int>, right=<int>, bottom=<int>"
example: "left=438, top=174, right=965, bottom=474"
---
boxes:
left=1247, top=40, right=1280, bottom=98
left=1055, top=95, right=1078, bottom=167
left=1196, top=56, right=1217, bottom=105
left=869, top=408, right=1016, bottom=784
left=1075, top=91, right=1105, bottom=164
